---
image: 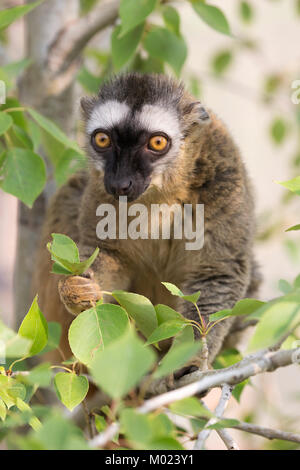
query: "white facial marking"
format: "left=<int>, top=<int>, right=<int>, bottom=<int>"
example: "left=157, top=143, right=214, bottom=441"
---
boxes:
left=136, top=104, right=180, bottom=140
left=87, top=100, right=130, bottom=134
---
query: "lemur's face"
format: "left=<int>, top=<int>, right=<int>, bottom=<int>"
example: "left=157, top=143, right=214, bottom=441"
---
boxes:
left=83, top=74, right=185, bottom=201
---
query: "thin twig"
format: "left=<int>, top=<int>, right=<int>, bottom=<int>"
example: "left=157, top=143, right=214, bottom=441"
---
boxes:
left=199, top=400, right=239, bottom=450
left=82, top=399, right=94, bottom=439
left=89, top=347, right=300, bottom=448
left=217, top=428, right=240, bottom=450
left=47, top=0, right=120, bottom=76
left=194, top=384, right=233, bottom=450
left=146, top=347, right=300, bottom=396
left=231, top=421, right=300, bottom=444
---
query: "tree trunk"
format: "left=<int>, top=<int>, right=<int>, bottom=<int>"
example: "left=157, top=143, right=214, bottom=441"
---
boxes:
left=15, top=0, right=79, bottom=326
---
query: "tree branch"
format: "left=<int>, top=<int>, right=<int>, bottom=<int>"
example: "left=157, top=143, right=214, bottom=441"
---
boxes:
left=47, top=0, right=120, bottom=85
left=217, top=428, right=240, bottom=450
left=231, top=421, right=300, bottom=444
left=194, top=384, right=233, bottom=450
left=146, top=347, right=300, bottom=396
left=89, top=347, right=300, bottom=448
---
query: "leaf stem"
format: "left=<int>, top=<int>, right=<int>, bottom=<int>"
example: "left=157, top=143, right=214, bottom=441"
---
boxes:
left=50, top=365, right=73, bottom=373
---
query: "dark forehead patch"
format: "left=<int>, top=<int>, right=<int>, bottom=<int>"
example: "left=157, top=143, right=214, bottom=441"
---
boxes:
left=97, top=73, right=185, bottom=112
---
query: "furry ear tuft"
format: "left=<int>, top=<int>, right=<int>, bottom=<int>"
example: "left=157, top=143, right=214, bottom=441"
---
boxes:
left=182, top=101, right=210, bottom=133
left=184, top=101, right=210, bottom=122
left=80, top=96, right=97, bottom=119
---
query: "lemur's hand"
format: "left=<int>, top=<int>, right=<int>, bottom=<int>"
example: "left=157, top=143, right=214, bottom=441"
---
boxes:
left=58, top=270, right=102, bottom=316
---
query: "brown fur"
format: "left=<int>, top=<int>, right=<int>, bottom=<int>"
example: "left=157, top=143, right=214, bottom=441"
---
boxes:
left=33, top=89, right=260, bottom=367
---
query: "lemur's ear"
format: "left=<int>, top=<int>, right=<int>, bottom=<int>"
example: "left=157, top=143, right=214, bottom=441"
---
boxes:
left=184, top=101, right=210, bottom=121
left=197, top=105, right=210, bottom=121
left=80, top=96, right=97, bottom=119
left=182, top=101, right=210, bottom=132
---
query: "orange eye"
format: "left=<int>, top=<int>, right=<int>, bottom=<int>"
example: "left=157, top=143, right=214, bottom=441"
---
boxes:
left=148, top=135, right=168, bottom=152
left=93, top=132, right=111, bottom=149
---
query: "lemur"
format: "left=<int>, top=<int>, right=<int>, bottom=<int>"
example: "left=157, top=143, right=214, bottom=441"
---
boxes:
left=34, top=73, right=261, bottom=369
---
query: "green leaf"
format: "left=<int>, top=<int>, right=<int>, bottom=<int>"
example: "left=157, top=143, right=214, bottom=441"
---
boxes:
left=49, top=233, right=80, bottom=263
left=39, top=322, right=62, bottom=354
left=119, top=0, right=157, bottom=36
left=0, top=376, right=26, bottom=410
left=192, top=1, right=231, bottom=36
left=120, top=409, right=153, bottom=447
left=77, top=66, right=101, bottom=94
left=209, top=309, right=231, bottom=322
left=0, top=320, right=31, bottom=358
left=171, top=324, right=194, bottom=349
left=54, top=373, right=89, bottom=411
left=47, top=233, right=99, bottom=275
left=0, top=1, right=43, bottom=31
left=54, top=148, right=86, bottom=187
left=27, top=363, right=52, bottom=388
left=28, top=108, right=81, bottom=153
left=112, top=23, right=144, bottom=71
left=146, top=320, right=187, bottom=345
left=294, top=274, right=300, bottom=288
left=146, top=436, right=184, bottom=450
left=120, top=409, right=178, bottom=450
left=0, top=112, right=13, bottom=135
left=6, top=380, right=26, bottom=401
left=278, top=279, right=293, bottom=295
left=11, top=125, right=33, bottom=150
left=247, top=298, right=300, bottom=352
left=33, top=412, right=89, bottom=450
left=155, top=304, right=183, bottom=325
left=270, top=118, right=288, bottom=145
left=95, top=414, right=107, bottom=433
left=0, top=376, right=15, bottom=408
left=51, top=263, right=73, bottom=275
left=239, top=1, right=253, bottom=23
left=207, top=418, right=240, bottom=430
left=15, top=398, right=42, bottom=431
left=0, top=148, right=46, bottom=207
left=80, top=0, right=99, bottom=15
left=161, top=282, right=201, bottom=304
left=143, top=26, right=187, bottom=76
left=162, top=5, right=180, bottom=36
left=170, top=397, right=212, bottom=418
left=1, top=98, right=27, bottom=128
left=154, top=341, right=201, bottom=379
left=69, top=303, right=129, bottom=365
left=2, top=58, right=31, bottom=81
left=89, top=327, right=156, bottom=399
left=112, top=290, right=157, bottom=338
left=278, top=176, right=300, bottom=196
left=213, top=348, right=249, bottom=401
left=231, top=298, right=266, bottom=316
left=209, top=299, right=265, bottom=322
left=18, top=296, right=48, bottom=356
left=286, top=224, right=300, bottom=232
left=211, top=50, right=233, bottom=76
left=0, top=398, right=6, bottom=421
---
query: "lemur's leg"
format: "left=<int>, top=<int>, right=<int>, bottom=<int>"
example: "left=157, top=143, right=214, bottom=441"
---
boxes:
left=177, top=256, right=250, bottom=369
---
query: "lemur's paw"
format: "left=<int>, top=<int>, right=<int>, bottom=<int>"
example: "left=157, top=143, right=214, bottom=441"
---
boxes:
left=58, top=270, right=102, bottom=316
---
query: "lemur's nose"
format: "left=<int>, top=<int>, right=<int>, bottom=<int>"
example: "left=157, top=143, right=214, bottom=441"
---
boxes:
left=112, top=179, right=132, bottom=196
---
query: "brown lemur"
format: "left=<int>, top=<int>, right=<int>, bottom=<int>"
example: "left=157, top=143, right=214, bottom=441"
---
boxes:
left=34, top=73, right=261, bottom=368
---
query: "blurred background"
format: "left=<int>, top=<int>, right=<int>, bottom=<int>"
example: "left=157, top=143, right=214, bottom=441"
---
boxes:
left=0, top=0, right=300, bottom=449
